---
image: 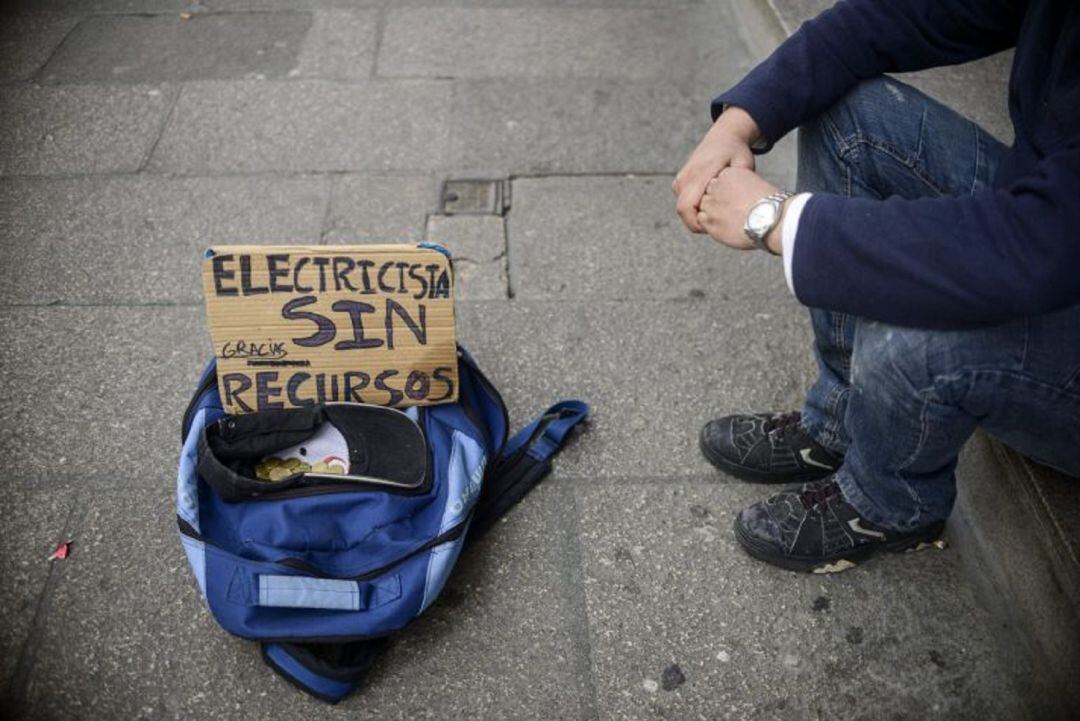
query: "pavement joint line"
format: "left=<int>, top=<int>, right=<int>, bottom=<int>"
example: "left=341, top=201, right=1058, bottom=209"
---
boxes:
left=0, top=169, right=679, bottom=183
left=509, top=171, right=677, bottom=180
left=0, top=297, right=765, bottom=310
left=544, top=474, right=735, bottom=487
left=500, top=213, right=514, bottom=300
left=23, top=11, right=85, bottom=86
left=553, top=487, right=602, bottom=721
left=370, top=4, right=388, bottom=79
left=0, top=301, right=206, bottom=309
left=0, top=168, right=435, bottom=182
left=315, top=174, right=338, bottom=245
left=9, top=75, right=457, bottom=90
left=138, top=83, right=183, bottom=173
left=5, top=494, right=84, bottom=714
left=6, top=8, right=323, bottom=20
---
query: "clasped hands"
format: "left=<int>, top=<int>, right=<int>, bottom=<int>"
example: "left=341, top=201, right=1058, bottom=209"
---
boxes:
left=672, top=106, right=784, bottom=254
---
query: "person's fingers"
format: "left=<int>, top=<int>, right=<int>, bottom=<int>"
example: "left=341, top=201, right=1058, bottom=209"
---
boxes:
left=730, top=145, right=756, bottom=170
left=677, top=189, right=705, bottom=233
left=677, top=175, right=711, bottom=233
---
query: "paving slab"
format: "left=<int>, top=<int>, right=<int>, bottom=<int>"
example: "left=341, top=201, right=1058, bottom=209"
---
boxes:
left=0, top=13, right=80, bottom=83
left=0, top=306, right=210, bottom=492
left=292, top=9, right=376, bottom=80
left=10, top=482, right=593, bottom=720
left=450, top=80, right=713, bottom=176
left=379, top=6, right=739, bottom=83
left=39, top=12, right=311, bottom=84
left=574, top=480, right=1034, bottom=721
left=149, top=80, right=451, bottom=174
left=426, top=214, right=507, bottom=300
left=0, top=298, right=813, bottom=490
left=0, top=84, right=172, bottom=176
left=7, top=0, right=698, bottom=10
left=455, top=299, right=817, bottom=480
left=508, top=176, right=788, bottom=301
left=323, top=173, right=437, bottom=244
left=0, top=488, right=74, bottom=698
left=0, top=175, right=329, bottom=305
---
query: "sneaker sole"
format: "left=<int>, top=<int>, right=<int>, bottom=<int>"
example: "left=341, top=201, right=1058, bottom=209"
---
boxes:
left=698, top=427, right=835, bottom=485
left=734, top=517, right=947, bottom=574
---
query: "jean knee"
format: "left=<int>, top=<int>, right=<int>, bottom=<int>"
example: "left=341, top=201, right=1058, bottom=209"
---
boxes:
left=799, top=77, right=927, bottom=195
left=833, top=77, right=922, bottom=137
left=850, top=321, right=937, bottom=402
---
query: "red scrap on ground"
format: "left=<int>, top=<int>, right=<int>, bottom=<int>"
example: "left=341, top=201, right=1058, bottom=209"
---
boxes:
left=47, top=541, right=72, bottom=561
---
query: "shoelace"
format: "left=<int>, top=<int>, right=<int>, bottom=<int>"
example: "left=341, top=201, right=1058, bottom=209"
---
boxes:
left=764, top=412, right=804, bottom=444
left=798, top=481, right=840, bottom=511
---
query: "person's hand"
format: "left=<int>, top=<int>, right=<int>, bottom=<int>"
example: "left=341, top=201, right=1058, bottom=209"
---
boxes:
left=673, top=106, right=762, bottom=233
left=697, top=166, right=782, bottom=253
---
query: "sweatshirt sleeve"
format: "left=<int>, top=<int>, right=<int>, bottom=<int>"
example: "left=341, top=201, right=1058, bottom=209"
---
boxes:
left=713, top=0, right=1026, bottom=148
left=789, top=148, right=1080, bottom=329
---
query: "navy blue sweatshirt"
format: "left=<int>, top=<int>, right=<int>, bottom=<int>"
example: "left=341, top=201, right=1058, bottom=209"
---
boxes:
left=714, top=0, right=1080, bottom=329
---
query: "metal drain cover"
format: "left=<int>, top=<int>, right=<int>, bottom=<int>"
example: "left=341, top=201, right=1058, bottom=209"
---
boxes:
left=440, top=179, right=510, bottom=216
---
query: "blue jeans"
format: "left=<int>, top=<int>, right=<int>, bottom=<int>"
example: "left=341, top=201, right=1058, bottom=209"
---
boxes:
left=797, top=77, right=1080, bottom=532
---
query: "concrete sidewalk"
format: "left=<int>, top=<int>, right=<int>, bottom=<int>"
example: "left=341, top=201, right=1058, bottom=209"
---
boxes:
left=0, top=1, right=1046, bottom=719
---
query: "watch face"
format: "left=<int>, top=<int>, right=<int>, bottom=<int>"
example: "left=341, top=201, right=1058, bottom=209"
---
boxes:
left=748, top=201, right=777, bottom=235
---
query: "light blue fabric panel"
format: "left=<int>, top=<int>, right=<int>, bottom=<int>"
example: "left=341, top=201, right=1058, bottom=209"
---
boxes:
left=419, top=429, right=485, bottom=611
left=418, top=537, right=467, bottom=614
left=176, top=408, right=205, bottom=532
left=181, top=535, right=208, bottom=599
left=441, top=429, right=486, bottom=533
left=258, top=575, right=361, bottom=611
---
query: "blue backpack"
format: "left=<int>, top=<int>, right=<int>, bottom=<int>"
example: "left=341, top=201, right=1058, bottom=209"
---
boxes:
left=177, top=349, right=588, bottom=702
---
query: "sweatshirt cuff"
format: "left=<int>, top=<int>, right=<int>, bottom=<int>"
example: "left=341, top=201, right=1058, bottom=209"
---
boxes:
left=781, top=193, right=812, bottom=296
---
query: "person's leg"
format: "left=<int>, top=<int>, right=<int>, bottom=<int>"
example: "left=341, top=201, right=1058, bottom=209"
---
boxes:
left=701, top=76, right=1007, bottom=488
left=837, top=306, right=1080, bottom=532
left=795, top=76, right=1007, bottom=455
left=729, top=78, right=1080, bottom=571
left=735, top=307, right=1080, bottom=572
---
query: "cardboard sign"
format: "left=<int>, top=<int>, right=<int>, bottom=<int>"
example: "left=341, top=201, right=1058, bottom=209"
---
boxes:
left=202, top=245, right=458, bottom=414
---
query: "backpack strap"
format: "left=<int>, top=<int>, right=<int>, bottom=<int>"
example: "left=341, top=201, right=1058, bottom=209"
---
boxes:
left=469, top=400, right=589, bottom=541
left=260, top=400, right=588, bottom=704
left=261, top=639, right=386, bottom=704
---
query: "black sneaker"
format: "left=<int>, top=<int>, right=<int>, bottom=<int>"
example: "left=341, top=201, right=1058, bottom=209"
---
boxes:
left=734, top=478, right=946, bottom=573
left=699, top=411, right=842, bottom=483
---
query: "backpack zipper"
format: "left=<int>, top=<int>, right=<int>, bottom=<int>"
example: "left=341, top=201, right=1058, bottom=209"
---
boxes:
left=177, top=514, right=469, bottom=582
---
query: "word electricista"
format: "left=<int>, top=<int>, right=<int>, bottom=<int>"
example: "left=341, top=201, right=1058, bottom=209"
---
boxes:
left=210, top=253, right=452, bottom=300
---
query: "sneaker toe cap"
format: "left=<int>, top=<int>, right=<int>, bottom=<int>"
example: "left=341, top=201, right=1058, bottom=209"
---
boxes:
left=700, top=416, right=739, bottom=457
left=737, top=501, right=783, bottom=546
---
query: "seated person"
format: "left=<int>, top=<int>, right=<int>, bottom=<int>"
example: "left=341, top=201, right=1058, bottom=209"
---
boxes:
left=672, top=0, right=1080, bottom=573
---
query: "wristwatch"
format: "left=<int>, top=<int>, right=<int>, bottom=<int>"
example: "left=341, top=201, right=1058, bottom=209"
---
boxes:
left=744, top=191, right=794, bottom=255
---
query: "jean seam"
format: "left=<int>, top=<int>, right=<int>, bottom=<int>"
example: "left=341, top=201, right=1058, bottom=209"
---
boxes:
left=820, top=112, right=855, bottom=198
left=822, top=110, right=849, bottom=158
left=822, top=386, right=849, bottom=452
left=895, top=389, right=935, bottom=475
left=915, top=106, right=927, bottom=159
left=970, top=368, right=1080, bottom=403
left=970, top=124, right=983, bottom=196
left=836, top=133, right=950, bottom=197
left=1021, top=317, right=1031, bottom=370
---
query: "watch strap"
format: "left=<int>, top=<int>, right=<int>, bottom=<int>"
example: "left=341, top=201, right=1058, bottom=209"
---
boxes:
left=747, top=191, right=794, bottom=255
